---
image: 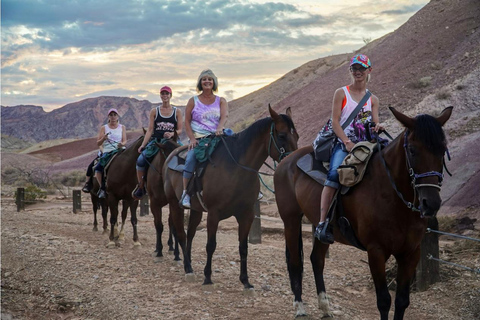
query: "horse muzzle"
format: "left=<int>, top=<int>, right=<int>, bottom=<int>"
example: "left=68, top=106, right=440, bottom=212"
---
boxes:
left=418, top=186, right=442, bottom=217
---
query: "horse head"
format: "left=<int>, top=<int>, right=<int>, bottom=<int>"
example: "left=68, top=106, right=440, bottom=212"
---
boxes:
left=390, top=106, right=453, bottom=217
left=268, top=105, right=300, bottom=162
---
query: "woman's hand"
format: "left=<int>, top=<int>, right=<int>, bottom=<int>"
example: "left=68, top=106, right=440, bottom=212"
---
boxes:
left=374, top=123, right=385, bottom=132
left=215, top=128, right=223, bottom=136
left=138, top=146, right=144, bottom=153
left=188, top=140, right=198, bottom=150
left=164, top=132, right=174, bottom=139
left=345, top=140, right=355, bottom=152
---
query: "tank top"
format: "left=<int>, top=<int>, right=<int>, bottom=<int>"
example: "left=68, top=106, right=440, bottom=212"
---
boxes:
left=103, top=124, right=123, bottom=153
left=152, top=106, right=178, bottom=139
left=339, top=86, right=373, bottom=143
left=190, top=95, right=221, bottom=138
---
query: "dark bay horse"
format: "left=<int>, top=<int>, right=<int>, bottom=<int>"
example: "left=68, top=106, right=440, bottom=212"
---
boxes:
left=105, top=135, right=144, bottom=248
left=274, top=107, right=452, bottom=319
left=145, top=138, right=181, bottom=262
left=163, top=106, right=299, bottom=289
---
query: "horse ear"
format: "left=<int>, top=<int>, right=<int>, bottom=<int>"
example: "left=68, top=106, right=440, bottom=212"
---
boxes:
left=436, top=106, right=453, bottom=126
left=142, top=127, right=147, bottom=134
left=269, top=104, right=280, bottom=121
left=285, top=107, right=292, bottom=119
left=389, top=107, right=415, bottom=129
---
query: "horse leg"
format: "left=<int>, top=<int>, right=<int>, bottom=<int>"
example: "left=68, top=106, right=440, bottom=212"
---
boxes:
left=130, top=200, right=140, bottom=246
left=168, top=214, right=181, bottom=261
left=118, top=202, right=128, bottom=241
left=311, top=239, right=333, bottom=318
left=237, top=214, right=254, bottom=289
left=203, top=215, right=220, bottom=286
left=283, top=216, right=306, bottom=316
left=150, top=197, right=164, bottom=258
left=101, top=200, right=109, bottom=234
left=107, top=198, right=120, bottom=248
left=393, top=250, right=420, bottom=320
left=169, top=203, right=192, bottom=275
left=92, top=196, right=99, bottom=232
left=367, top=249, right=391, bottom=320
left=186, top=209, right=202, bottom=265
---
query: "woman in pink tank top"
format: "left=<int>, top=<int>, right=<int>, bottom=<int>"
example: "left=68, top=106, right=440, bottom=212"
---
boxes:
left=180, top=69, right=229, bottom=208
left=314, top=54, right=384, bottom=244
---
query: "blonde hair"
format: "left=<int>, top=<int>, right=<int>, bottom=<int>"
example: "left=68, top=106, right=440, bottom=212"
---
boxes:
left=196, top=69, right=218, bottom=92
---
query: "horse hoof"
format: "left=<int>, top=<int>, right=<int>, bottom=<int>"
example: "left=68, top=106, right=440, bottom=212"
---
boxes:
left=154, top=256, right=163, bottom=263
left=294, top=301, right=307, bottom=318
left=92, top=227, right=98, bottom=232
left=185, top=273, right=196, bottom=282
left=106, top=241, right=116, bottom=248
left=171, top=260, right=182, bottom=267
left=102, top=230, right=109, bottom=235
left=133, top=241, right=142, bottom=247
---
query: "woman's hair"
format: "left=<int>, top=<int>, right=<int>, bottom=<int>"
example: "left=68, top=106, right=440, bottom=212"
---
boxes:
left=196, top=69, right=218, bottom=92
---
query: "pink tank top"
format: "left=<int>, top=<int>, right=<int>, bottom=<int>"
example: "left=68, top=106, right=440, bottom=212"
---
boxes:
left=339, top=86, right=373, bottom=143
left=190, top=95, right=221, bottom=138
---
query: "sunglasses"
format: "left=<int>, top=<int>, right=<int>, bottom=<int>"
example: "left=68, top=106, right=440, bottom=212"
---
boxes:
left=350, top=66, right=368, bottom=73
left=160, top=91, right=171, bottom=95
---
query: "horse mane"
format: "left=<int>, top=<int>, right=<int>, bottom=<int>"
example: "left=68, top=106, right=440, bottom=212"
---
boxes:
left=221, top=114, right=296, bottom=158
left=413, top=114, right=446, bottom=156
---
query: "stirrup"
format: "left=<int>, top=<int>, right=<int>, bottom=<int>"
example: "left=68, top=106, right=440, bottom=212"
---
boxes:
left=132, top=185, right=145, bottom=200
left=314, top=220, right=334, bottom=244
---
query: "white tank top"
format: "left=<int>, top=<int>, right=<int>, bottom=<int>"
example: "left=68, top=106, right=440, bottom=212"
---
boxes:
left=339, top=86, right=373, bottom=143
left=103, top=124, right=123, bottom=153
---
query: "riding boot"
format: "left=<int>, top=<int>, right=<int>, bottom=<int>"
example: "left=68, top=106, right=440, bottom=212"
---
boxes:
left=82, top=178, right=93, bottom=193
left=97, top=188, right=107, bottom=199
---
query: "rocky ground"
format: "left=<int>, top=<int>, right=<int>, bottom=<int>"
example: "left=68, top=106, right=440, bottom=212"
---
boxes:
left=1, top=195, right=479, bottom=320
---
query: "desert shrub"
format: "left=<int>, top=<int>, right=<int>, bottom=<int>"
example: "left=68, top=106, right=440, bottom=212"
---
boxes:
left=437, top=215, right=457, bottom=232
left=58, top=170, right=85, bottom=187
left=409, top=76, right=432, bottom=89
left=430, top=62, right=442, bottom=70
left=455, top=84, right=466, bottom=90
left=436, top=88, right=451, bottom=100
left=14, top=183, right=47, bottom=203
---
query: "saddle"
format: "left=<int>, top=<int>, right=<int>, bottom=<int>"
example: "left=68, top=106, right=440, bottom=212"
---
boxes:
left=296, top=152, right=366, bottom=250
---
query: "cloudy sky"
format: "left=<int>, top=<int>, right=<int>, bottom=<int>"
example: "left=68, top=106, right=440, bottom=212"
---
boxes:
left=1, top=0, right=428, bottom=111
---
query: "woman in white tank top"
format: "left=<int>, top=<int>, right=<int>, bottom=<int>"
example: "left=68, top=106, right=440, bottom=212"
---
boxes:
left=94, top=108, right=127, bottom=198
left=314, top=54, right=384, bottom=244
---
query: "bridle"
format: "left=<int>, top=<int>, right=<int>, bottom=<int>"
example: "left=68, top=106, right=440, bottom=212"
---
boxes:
left=268, top=122, right=292, bottom=163
left=378, top=130, right=445, bottom=214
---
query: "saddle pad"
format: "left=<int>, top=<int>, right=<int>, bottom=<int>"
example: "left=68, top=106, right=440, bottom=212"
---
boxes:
left=296, top=153, right=327, bottom=185
left=167, top=155, right=185, bottom=173
left=297, top=153, right=350, bottom=194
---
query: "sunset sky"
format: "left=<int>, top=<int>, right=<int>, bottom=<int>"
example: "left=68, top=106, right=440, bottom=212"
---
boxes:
left=1, top=0, right=428, bottom=111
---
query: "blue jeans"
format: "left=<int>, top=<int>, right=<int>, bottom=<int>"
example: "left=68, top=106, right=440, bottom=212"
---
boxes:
left=135, top=139, right=156, bottom=171
left=325, top=143, right=349, bottom=189
left=183, top=149, right=197, bottom=179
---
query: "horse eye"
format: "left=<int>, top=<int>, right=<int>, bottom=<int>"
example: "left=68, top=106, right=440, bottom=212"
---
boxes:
left=278, top=133, right=287, bottom=141
left=408, top=146, right=415, bottom=156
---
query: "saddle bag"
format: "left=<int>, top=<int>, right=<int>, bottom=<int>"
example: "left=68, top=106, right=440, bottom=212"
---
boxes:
left=337, top=141, right=377, bottom=187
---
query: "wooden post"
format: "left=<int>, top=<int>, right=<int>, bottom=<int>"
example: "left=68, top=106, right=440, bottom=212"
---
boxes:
left=415, top=217, right=440, bottom=291
left=249, top=200, right=261, bottom=244
left=72, top=190, right=82, bottom=213
left=16, top=188, right=25, bottom=212
left=140, top=195, right=149, bottom=216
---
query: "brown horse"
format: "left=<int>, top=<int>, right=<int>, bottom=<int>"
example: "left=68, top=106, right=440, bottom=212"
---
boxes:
left=144, top=138, right=181, bottom=261
left=105, top=135, right=144, bottom=248
left=89, top=177, right=108, bottom=233
left=163, top=106, right=299, bottom=289
left=274, top=107, right=452, bottom=319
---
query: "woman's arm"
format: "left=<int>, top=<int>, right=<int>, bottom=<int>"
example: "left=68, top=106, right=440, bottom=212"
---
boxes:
left=184, top=98, right=197, bottom=150
left=118, top=124, right=127, bottom=148
left=96, top=126, right=107, bottom=147
left=331, top=88, right=354, bottom=150
left=138, top=108, right=156, bottom=152
left=175, top=108, right=184, bottom=137
left=215, top=97, right=229, bottom=135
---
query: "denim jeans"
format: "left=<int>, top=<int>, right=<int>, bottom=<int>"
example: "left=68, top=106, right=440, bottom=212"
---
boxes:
left=183, top=148, right=197, bottom=179
left=325, top=143, right=349, bottom=189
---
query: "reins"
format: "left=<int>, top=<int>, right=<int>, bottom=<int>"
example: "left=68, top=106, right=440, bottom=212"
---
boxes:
left=376, top=130, right=448, bottom=215
left=219, top=121, right=292, bottom=194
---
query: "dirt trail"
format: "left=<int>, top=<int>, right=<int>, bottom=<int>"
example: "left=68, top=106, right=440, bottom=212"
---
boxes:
left=1, top=198, right=479, bottom=320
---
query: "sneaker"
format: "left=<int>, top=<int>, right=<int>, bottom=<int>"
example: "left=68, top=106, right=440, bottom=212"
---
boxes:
left=132, top=186, right=145, bottom=200
left=180, top=193, right=191, bottom=209
left=82, top=181, right=92, bottom=193
left=314, top=221, right=334, bottom=244
left=97, top=189, right=107, bottom=199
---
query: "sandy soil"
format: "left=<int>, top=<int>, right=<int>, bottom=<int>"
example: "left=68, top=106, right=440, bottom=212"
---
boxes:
left=1, top=196, right=479, bottom=320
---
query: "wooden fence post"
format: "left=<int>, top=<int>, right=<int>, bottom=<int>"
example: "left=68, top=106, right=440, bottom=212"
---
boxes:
left=72, top=190, right=82, bottom=213
left=140, top=195, right=149, bottom=216
left=249, top=200, right=261, bottom=244
left=415, top=217, right=440, bottom=291
left=16, top=187, right=25, bottom=212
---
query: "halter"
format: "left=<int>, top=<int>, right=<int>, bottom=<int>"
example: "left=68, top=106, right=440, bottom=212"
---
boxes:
left=378, top=130, right=444, bottom=214
left=268, top=122, right=292, bottom=165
